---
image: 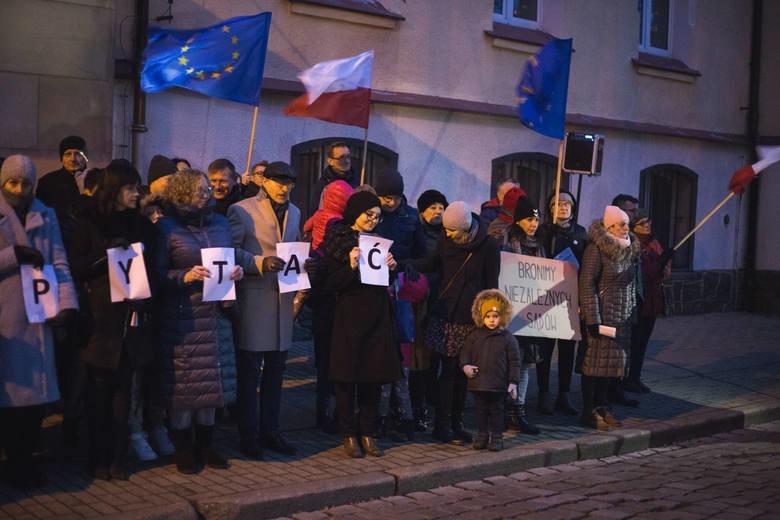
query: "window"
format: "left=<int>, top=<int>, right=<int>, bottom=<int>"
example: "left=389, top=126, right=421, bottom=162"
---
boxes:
left=491, top=152, right=568, bottom=221
left=639, top=0, right=671, bottom=55
left=639, top=164, right=697, bottom=270
left=494, top=0, right=540, bottom=28
left=290, top=138, right=398, bottom=221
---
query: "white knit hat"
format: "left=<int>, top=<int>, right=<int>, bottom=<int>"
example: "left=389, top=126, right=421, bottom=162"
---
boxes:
left=1, top=155, right=36, bottom=186
left=603, top=205, right=629, bottom=229
left=442, top=201, right=472, bottom=231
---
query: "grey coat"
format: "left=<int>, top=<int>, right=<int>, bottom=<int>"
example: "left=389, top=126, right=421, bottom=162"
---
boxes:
left=228, top=190, right=301, bottom=352
left=579, top=220, right=640, bottom=377
left=0, top=197, right=78, bottom=408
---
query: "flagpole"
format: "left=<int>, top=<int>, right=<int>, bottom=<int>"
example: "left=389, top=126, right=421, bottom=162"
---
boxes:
left=552, top=138, right=564, bottom=225
left=673, top=192, right=734, bottom=251
left=360, top=127, right=369, bottom=185
left=244, top=105, right=260, bottom=176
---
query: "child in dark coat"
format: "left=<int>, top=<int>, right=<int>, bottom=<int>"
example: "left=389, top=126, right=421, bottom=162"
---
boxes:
left=460, top=289, right=522, bottom=451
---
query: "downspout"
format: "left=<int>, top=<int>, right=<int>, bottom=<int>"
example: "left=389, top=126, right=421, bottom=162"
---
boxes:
left=743, top=0, right=762, bottom=310
left=131, top=0, right=149, bottom=167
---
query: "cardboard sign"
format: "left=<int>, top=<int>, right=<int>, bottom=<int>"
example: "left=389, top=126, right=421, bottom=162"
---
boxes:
left=201, top=247, right=237, bottom=302
left=21, top=264, right=60, bottom=323
left=358, top=235, right=393, bottom=287
left=499, top=251, right=581, bottom=340
left=276, top=242, right=311, bottom=294
left=107, top=242, right=151, bottom=302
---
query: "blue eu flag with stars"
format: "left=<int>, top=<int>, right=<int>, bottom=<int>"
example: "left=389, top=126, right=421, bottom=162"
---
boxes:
left=517, top=38, right=572, bottom=139
left=141, top=12, right=271, bottom=106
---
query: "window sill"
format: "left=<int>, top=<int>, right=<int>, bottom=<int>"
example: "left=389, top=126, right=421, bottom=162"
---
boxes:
left=289, top=0, right=404, bottom=29
left=484, top=22, right=552, bottom=54
left=631, top=52, right=701, bottom=84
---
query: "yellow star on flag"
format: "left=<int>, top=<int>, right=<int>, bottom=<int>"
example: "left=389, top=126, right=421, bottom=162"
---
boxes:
left=186, top=68, right=194, bottom=75
left=211, top=72, right=221, bottom=79
left=224, top=65, right=234, bottom=73
left=181, top=45, right=189, bottom=53
left=196, top=71, right=205, bottom=79
left=231, top=36, right=238, bottom=44
left=232, top=51, right=240, bottom=60
left=178, top=56, right=189, bottom=66
left=222, top=25, right=230, bottom=32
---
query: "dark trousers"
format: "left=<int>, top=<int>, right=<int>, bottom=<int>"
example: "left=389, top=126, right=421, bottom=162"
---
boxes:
left=628, top=316, right=656, bottom=383
left=433, top=353, right=468, bottom=430
left=581, top=375, right=609, bottom=412
left=236, top=349, right=287, bottom=442
left=0, top=405, right=45, bottom=469
left=54, top=329, right=87, bottom=428
left=311, top=313, right=334, bottom=419
left=472, top=391, right=505, bottom=434
left=85, top=356, right=134, bottom=471
left=536, top=338, right=574, bottom=394
left=333, top=382, right=381, bottom=436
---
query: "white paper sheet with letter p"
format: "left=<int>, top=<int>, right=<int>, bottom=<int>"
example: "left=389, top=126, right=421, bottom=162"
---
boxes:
left=21, top=264, right=60, bottom=323
left=201, top=247, right=236, bottom=302
left=358, top=235, right=393, bottom=286
left=277, top=242, right=311, bottom=294
left=107, top=243, right=151, bottom=302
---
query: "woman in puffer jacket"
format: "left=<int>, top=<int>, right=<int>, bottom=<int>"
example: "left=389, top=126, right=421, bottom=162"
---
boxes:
left=579, top=205, right=641, bottom=430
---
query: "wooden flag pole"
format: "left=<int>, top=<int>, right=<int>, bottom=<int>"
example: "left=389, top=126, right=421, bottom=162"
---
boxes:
left=360, top=126, right=369, bottom=185
left=552, top=138, right=565, bottom=225
left=673, top=191, right=734, bottom=251
left=244, top=105, right=260, bottom=176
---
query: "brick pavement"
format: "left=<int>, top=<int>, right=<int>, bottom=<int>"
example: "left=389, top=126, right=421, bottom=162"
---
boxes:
left=0, top=312, right=779, bottom=519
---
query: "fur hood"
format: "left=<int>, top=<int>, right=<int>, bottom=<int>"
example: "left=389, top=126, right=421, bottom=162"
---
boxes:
left=587, top=219, right=640, bottom=262
left=470, top=288, right=513, bottom=328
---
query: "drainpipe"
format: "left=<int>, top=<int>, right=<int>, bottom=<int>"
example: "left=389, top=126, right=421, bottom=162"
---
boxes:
left=743, top=0, right=762, bottom=310
left=131, top=0, right=149, bottom=167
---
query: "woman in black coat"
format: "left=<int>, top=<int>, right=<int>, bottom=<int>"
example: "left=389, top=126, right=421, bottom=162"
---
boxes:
left=69, top=160, right=156, bottom=480
left=321, top=191, right=402, bottom=458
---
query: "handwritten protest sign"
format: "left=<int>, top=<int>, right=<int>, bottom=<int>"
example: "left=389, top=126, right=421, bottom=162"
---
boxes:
left=107, top=243, right=151, bottom=302
left=358, top=235, right=393, bottom=286
left=21, top=265, right=59, bottom=323
left=201, top=247, right=236, bottom=301
left=276, top=242, right=311, bottom=294
left=499, top=251, right=581, bottom=340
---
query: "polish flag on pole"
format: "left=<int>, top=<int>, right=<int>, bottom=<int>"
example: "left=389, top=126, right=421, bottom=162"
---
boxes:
left=728, top=145, right=780, bottom=194
left=283, top=50, right=373, bottom=128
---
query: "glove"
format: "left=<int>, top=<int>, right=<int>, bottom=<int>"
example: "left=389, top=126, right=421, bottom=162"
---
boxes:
left=507, top=383, right=518, bottom=400
left=304, top=256, right=326, bottom=279
left=108, top=237, right=131, bottom=250
left=658, top=247, right=675, bottom=275
left=402, top=262, right=420, bottom=282
left=587, top=324, right=601, bottom=337
left=262, top=255, right=285, bottom=273
left=46, top=308, right=78, bottom=328
left=14, top=245, right=44, bottom=268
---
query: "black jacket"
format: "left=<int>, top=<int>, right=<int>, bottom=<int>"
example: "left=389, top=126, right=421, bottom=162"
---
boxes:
left=36, top=168, right=81, bottom=244
left=460, top=327, right=522, bottom=392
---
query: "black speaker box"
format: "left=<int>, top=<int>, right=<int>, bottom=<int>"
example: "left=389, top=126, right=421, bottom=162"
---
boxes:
left=562, top=132, right=604, bottom=175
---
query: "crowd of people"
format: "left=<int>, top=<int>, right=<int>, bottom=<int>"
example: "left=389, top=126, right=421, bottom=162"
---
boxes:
left=0, top=136, right=672, bottom=486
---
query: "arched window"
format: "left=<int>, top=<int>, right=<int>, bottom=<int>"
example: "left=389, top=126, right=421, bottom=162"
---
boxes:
left=491, top=152, right=566, bottom=220
left=290, top=138, right=398, bottom=221
left=639, top=164, right=697, bottom=270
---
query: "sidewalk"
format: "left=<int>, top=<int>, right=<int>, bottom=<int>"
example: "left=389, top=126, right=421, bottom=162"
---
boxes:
left=1, top=312, right=779, bottom=519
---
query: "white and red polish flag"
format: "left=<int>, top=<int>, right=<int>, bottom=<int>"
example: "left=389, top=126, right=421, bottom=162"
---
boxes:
left=728, top=146, right=780, bottom=194
left=283, top=50, right=373, bottom=128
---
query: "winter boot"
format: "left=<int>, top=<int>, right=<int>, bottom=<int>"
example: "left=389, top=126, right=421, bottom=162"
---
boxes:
left=360, top=435, right=384, bottom=457
left=170, top=428, right=200, bottom=474
left=195, top=425, right=229, bottom=469
left=580, top=409, right=610, bottom=431
left=488, top=433, right=504, bottom=452
left=451, top=415, right=473, bottom=444
left=473, top=431, right=489, bottom=450
left=508, top=404, right=540, bottom=435
left=554, top=392, right=578, bottom=415
left=342, top=436, right=364, bottom=458
left=597, top=407, right=623, bottom=428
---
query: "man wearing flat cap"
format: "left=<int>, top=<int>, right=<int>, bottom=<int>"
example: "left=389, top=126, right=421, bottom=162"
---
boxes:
left=227, top=161, right=301, bottom=459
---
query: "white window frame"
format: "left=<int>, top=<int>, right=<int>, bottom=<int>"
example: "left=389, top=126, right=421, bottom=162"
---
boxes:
left=639, top=0, right=673, bottom=56
left=493, top=0, right=541, bottom=29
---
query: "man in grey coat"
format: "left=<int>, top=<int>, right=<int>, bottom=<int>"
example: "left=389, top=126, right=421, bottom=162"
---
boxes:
left=228, top=161, right=301, bottom=458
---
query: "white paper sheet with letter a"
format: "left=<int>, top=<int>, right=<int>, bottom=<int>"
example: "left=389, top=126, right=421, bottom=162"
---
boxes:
left=21, top=264, right=60, bottom=323
left=107, top=243, right=152, bottom=302
left=358, top=235, right=393, bottom=286
left=201, top=247, right=236, bottom=301
left=277, top=242, right=311, bottom=294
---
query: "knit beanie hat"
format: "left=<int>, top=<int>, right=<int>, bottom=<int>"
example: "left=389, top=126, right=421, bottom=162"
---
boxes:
left=1, top=154, right=36, bottom=186
left=548, top=190, right=575, bottom=209
left=498, top=187, right=524, bottom=223
left=513, top=196, right=539, bottom=222
left=442, top=201, right=472, bottom=231
left=603, top=205, right=629, bottom=228
left=416, top=189, right=448, bottom=213
left=147, top=154, right=177, bottom=185
left=373, top=167, right=404, bottom=197
left=480, top=297, right=502, bottom=319
left=342, top=190, right=381, bottom=226
left=59, top=135, right=87, bottom=159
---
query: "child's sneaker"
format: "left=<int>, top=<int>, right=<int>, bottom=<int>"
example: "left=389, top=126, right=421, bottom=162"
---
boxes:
left=130, top=432, right=158, bottom=461
left=150, top=427, right=175, bottom=456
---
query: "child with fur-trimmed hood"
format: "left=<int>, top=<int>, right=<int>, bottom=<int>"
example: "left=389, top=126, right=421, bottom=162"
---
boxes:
left=459, top=289, right=522, bottom=451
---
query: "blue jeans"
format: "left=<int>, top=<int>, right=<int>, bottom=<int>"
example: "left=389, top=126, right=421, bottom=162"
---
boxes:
left=236, top=349, right=287, bottom=442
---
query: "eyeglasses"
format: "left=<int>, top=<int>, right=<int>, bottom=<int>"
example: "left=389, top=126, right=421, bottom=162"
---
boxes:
left=330, top=154, right=351, bottom=162
left=362, top=211, right=382, bottom=223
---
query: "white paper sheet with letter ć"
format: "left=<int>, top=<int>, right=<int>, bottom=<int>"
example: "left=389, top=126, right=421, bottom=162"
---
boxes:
left=277, top=242, right=311, bottom=294
left=201, top=247, right=236, bottom=302
left=21, top=264, right=59, bottom=323
left=358, top=235, right=393, bottom=287
left=107, top=243, right=151, bottom=302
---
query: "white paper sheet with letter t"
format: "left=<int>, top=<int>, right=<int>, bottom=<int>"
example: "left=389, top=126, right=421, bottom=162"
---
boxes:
left=201, top=247, right=236, bottom=301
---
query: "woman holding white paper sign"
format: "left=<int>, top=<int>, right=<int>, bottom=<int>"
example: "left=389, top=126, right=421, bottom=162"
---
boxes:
left=578, top=205, right=641, bottom=430
left=321, top=190, right=402, bottom=458
left=0, top=155, right=78, bottom=488
left=69, top=159, right=157, bottom=481
left=155, top=169, right=243, bottom=475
